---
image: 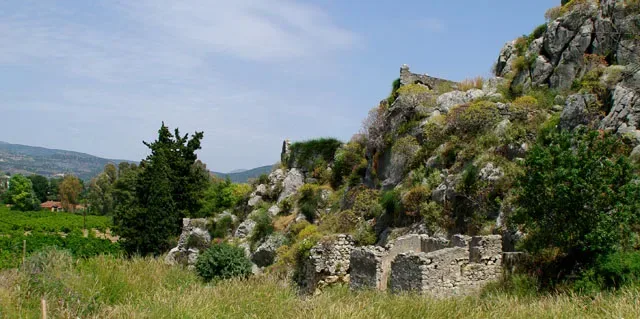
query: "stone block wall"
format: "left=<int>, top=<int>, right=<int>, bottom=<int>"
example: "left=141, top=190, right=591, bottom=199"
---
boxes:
left=350, top=234, right=505, bottom=297
left=399, top=64, right=457, bottom=89
left=299, top=234, right=354, bottom=294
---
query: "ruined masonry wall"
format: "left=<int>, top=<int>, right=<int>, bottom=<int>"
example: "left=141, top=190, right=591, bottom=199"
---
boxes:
left=350, top=234, right=503, bottom=297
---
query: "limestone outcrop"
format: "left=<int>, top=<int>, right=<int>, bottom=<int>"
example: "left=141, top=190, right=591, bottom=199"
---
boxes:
left=165, top=218, right=212, bottom=269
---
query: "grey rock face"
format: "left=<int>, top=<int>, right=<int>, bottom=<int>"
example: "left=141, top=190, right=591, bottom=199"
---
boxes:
left=479, top=162, right=504, bottom=182
left=559, top=93, right=597, bottom=130
left=600, top=84, right=640, bottom=143
left=436, top=90, right=485, bottom=113
left=267, top=205, right=281, bottom=217
left=234, top=219, right=257, bottom=239
left=495, top=40, right=517, bottom=77
left=247, top=195, right=262, bottom=207
left=254, top=184, right=267, bottom=197
left=214, top=211, right=238, bottom=224
left=550, top=20, right=595, bottom=89
left=277, top=168, right=304, bottom=203
left=251, top=234, right=286, bottom=267
left=165, top=218, right=212, bottom=268
left=431, top=174, right=458, bottom=204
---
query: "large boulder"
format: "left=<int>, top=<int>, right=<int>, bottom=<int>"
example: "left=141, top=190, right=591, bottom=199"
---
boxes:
left=165, top=218, right=211, bottom=268
left=234, top=219, right=257, bottom=239
left=277, top=168, right=304, bottom=203
left=495, top=40, right=517, bottom=77
left=251, top=234, right=286, bottom=267
left=559, top=93, right=597, bottom=130
left=436, top=90, right=485, bottom=113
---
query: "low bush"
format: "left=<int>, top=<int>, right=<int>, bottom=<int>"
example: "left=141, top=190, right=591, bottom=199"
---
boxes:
left=448, top=101, right=501, bottom=136
left=297, top=184, right=329, bottom=222
left=195, top=243, right=253, bottom=282
left=320, top=209, right=359, bottom=234
left=249, top=210, right=274, bottom=247
left=286, top=138, right=342, bottom=171
left=208, top=215, right=235, bottom=239
left=353, top=221, right=377, bottom=246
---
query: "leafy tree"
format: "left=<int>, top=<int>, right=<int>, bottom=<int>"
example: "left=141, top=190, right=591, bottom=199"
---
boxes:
left=47, top=177, right=63, bottom=201
left=198, top=177, right=250, bottom=217
left=59, top=175, right=83, bottom=212
left=113, top=123, right=208, bottom=256
left=115, top=146, right=176, bottom=255
left=512, top=129, right=640, bottom=267
left=88, top=164, right=118, bottom=215
left=27, top=175, right=49, bottom=203
left=5, top=174, right=39, bottom=211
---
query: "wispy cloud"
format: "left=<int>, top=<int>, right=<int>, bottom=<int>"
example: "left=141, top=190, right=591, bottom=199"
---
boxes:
left=0, top=0, right=359, bottom=171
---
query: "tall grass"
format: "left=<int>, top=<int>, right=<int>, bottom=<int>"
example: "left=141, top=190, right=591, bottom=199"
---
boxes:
left=458, top=77, right=484, bottom=92
left=2, top=249, right=640, bottom=318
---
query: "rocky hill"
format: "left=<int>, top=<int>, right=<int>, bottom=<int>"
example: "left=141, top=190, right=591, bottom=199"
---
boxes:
left=0, top=141, right=131, bottom=180
left=166, top=0, right=640, bottom=295
left=211, top=165, right=274, bottom=183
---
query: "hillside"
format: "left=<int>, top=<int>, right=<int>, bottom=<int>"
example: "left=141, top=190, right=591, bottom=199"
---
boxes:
left=211, top=165, right=274, bottom=183
left=0, top=141, right=131, bottom=180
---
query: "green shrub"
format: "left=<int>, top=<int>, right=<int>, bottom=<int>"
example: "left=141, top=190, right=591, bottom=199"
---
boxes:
left=353, top=221, right=377, bottom=246
left=351, top=188, right=383, bottom=220
left=401, top=185, right=431, bottom=217
left=420, top=201, right=444, bottom=230
left=386, top=78, right=401, bottom=105
left=278, top=197, right=293, bottom=215
left=249, top=210, right=274, bottom=247
left=208, top=215, right=235, bottom=239
left=195, top=243, right=252, bottom=282
left=448, top=101, right=500, bottom=136
left=320, top=209, right=359, bottom=234
left=513, top=128, right=640, bottom=269
left=332, top=141, right=366, bottom=188
left=529, top=23, right=548, bottom=40
left=297, top=184, right=329, bottom=222
left=286, top=138, right=342, bottom=171
left=381, top=190, right=402, bottom=222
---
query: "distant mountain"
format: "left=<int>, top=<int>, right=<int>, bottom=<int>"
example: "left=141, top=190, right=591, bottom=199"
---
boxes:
left=228, top=168, right=248, bottom=173
left=0, top=141, right=132, bottom=180
left=211, top=165, right=274, bottom=183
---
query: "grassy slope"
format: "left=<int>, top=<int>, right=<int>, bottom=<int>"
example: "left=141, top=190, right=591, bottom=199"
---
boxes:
left=1, top=251, right=640, bottom=319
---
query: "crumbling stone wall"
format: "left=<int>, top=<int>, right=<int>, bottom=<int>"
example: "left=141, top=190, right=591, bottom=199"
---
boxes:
left=400, top=64, right=457, bottom=89
left=299, top=234, right=354, bottom=294
left=390, top=235, right=502, bottom=297
left=350, top=234, right=504, bottom=297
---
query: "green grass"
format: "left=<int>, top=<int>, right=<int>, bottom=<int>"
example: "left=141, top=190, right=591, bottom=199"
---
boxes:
left=0, top=205, right=112, bottom=233
left=3, top=249, right=640, bottom=318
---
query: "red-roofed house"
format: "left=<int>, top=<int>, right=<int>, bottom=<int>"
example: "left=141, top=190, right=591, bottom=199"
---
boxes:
left=40, top=201, right=63, bottom=212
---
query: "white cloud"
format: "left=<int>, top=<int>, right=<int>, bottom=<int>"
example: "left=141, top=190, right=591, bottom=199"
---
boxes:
left=0, top=0, right=359, bottom=171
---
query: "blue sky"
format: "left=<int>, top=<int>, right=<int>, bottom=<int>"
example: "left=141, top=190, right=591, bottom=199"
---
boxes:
left=0, top=0, right=558, bottom=172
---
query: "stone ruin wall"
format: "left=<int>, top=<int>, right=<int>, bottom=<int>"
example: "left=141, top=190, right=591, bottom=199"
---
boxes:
left=299, top=234, right=354, bottom=294
left=350, top=234, right=504, bottom=297
left=399, top=64, right=457, bottom=90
